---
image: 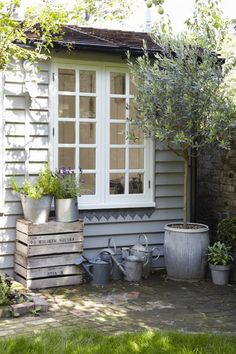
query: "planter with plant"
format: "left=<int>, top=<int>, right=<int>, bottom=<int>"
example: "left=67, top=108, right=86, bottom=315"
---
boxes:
left=207, top=241, right=233, bottom=285
left=217, top=216, right=236, bottom=282
left=129, top=1, right=236, bottom=280
left=53, top=168, right=80, bottom=223
left=11, top=164, right=55, bottom=223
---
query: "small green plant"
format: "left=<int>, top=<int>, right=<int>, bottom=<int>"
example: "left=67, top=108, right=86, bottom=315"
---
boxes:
left=0, top=274, right=12, bottom=306
left=217, top=216, right=236, bottom=250
left=53, top=168, right=80, bottom=199
left=207, top=241, right=233, bottom=266
left=11, top=163, right=57, bottom=199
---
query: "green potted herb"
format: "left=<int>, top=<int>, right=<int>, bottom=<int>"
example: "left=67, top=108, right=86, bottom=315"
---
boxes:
left=207, top=241, right=233, bottom=285
left=217, top=216, right=236, bottom=282
left=11, top=163, right=55, bottom=223
left=53, top=168, right=80, bottom=222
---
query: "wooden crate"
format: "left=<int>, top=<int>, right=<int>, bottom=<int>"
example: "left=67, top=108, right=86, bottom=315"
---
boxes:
left=14, top=219, right=84, bottom=289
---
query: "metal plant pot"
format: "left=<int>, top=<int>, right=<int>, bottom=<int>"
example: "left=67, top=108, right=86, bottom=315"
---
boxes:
left=164, top=223, right=209, bottom=281
left=209, top=264, right=231, bottom=285
left=229, top=250, right=236, bottom=283
left=20, top=194, right=53, bottom=224
left=55, top=197, right=78, bottom=223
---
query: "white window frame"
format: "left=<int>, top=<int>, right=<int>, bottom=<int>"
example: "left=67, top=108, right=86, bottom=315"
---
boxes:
left=51, top=59, right=155, bottom=210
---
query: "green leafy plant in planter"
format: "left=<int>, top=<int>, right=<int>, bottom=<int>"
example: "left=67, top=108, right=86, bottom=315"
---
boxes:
left=53, top=168, right=81, bottom=223
left=11, top=163, right=56, bottom=223
left=217, top=216, right=236, bottom=282
left=207, top=241, right=233, bottom=285
left=129, top=0, right=236, bottom=281
left=0, top=274, right=12, bottom=306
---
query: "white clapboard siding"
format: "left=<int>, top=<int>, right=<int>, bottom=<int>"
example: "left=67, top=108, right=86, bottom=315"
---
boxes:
left=0, top=228, right=16, bottom=242
left=27, top=137, right=49, bottom=148
left=5, top=163, right=26, bottom=175
left=156, top=161, right=184, bottom=173
left=5, top=136, right=25, bottom=149
left=29, top=123, right=49, bottom=136
left=155, top=173, right=184, bottom=185
left=156, top=196, right=184, bottom=209
left=5, top=83, right=24, bottom=95
left=5, top=109, right=25, bottom=123
left=31, top=98, right=48, bottom=110
left=5, top=96, right=26, bottom=109
left=5, top=149, right=26, bottom=162
left=28, top=110, right=49, bottom=123
left=0, top=255, right=14, bottom=269
left=156, top=185, right=184, bottom=197
left=5, top=190, right=21, bottom=203
left=5, top=123, right=25, bottom=136
left=4, top=70, right=24, bottom=83
left=4, top=202, right=22, bottom=215
left=29, top=149, right=49, bottom=162
left=155, top=149, right=183, bottom=162
left=0, top=242, right=15, bottom=255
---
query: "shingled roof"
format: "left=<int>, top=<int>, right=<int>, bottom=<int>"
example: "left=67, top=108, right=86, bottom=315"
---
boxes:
left=28, top=25, right=161, bottom=56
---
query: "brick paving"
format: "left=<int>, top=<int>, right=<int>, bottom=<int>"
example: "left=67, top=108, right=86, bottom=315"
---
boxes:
left=1, top=271, right=236, bottom=338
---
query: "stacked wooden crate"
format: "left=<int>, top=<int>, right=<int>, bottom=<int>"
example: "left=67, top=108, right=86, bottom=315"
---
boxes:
left=14, top=219, right=84, bottom=289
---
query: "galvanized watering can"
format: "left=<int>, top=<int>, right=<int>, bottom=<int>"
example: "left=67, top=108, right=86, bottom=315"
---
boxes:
left=111, top=254, right=146, bottom=282
left=75, top=255, right=111, bottom=286
left=130, top=234, right=161, bottom=279
left=99, top=238, right=123, bottom=281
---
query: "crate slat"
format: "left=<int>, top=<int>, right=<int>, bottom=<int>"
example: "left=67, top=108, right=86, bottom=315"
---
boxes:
left=15, top=263, right=83, bottom=279
left=16, top=230, right=83, bottom=246
left=16, top=218, right=84, bottom=235
left=16, top=240, right=83, bottom=256
left=14, top=273, right=83, bottom=289
left=15, top=252, right=80, bottom=269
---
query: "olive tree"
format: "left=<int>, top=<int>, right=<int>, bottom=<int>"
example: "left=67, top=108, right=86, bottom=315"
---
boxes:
left=130, top=0, right=236, bottom=228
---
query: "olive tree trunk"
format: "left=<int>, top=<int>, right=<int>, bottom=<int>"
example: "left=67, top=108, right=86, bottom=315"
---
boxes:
left=183, top=151, right=189, bottom=228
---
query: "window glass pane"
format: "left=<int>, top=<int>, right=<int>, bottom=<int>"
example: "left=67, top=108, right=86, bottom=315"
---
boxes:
left=110, top=123, right=125, bottom=145
left=129, top=125, right=144, bottom=145
left=80, top=97, right=96, bottom=118
left=80, top=123, right=96, bottom=144
left=110, top=173, right=125, bottom=194
left=59, top=69, right=75, bottom=92
left=129, top=173, right=144, bottom=194
left=110, top=148, right=125, bottom=169
left=110, top=72, right=125, bottom=94
left=80, top=148, right=96, bottom=169
left=80, top=71, right=96, bottom=93
left=130, top=78, right=137, bottom=95
left=59, top=148, right=75, bottom=169
left=80, top=174, right=95, bottom=195
left=59, top=95, right=75, bottom=118
left=59, top=122, right=75, bottom=144
left=110, top=98, right=126, bottom=120
left=129, top=99, right=137, bottom=120
left=129, top=148, right=144, bottom=169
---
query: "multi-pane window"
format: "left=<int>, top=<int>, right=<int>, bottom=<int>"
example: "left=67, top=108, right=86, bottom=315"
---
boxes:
left=54, top=65, right=153, bottom=209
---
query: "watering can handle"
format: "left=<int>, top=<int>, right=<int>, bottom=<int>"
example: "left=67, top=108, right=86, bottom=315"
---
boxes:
left=81, top=263, right=93, bottom=279
left=108, top=237, right=117, bottom=253
left=152, top=247, right=161, bottom=261
left=111, top=254, right=126, bottom=276
left=138, top=234, right=148, bottom=249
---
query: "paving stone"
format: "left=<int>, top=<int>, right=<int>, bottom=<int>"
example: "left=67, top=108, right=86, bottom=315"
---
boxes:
left=10, top=302, right=35, bottom=317
left=0, top=306, right=11, bottom=318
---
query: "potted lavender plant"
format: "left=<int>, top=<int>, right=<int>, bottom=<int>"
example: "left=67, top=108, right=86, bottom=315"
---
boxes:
left=53, top=168, right=80, bottom=223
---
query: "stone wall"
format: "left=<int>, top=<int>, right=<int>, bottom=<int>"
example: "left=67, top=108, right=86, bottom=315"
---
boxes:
left=196, top=145, right=236, bottom=232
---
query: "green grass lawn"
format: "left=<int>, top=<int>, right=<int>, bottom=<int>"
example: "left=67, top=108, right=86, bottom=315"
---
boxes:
left=1, top=329, right=236, bottom=354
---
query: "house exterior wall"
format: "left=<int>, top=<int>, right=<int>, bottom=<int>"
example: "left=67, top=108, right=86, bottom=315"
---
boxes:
left=0, top=53, right=184, bottom=277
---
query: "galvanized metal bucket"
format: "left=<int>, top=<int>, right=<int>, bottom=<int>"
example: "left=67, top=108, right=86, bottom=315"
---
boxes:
left=20, top=194, right=52, bottom=224
left=55, top=197, right=79, bottom=223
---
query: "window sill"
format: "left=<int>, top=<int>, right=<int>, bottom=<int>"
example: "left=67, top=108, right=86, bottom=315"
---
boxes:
left=78, top=202, right=156, bottom=210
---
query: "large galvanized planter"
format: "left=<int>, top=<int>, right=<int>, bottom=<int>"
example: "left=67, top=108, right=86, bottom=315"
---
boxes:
left=55, top=197, right=78, bottom=223
left=164, top=223, right=209, bottom=281
left=20, top=194, right=53, bottom=224
left=209, top=263, right=231, bottom=285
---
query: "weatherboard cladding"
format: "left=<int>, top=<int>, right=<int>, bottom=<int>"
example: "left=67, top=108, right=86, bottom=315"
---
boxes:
left=0, top=29, right=183, bottom=276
